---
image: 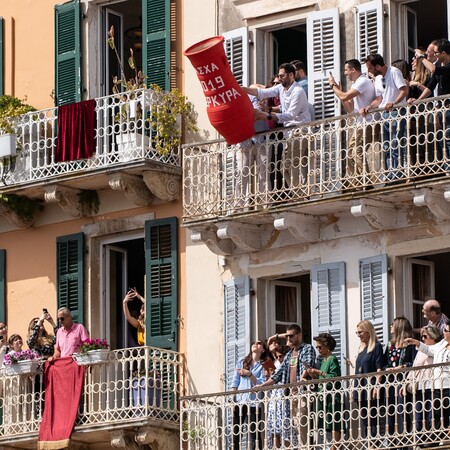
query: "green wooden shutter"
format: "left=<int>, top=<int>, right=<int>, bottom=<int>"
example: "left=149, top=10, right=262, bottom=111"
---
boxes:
left=145, top=217, right=178, bottom=350
left=0, top=18, right=4, bottom=96
left=0, top=250, right=5, bottom=323
left=143, top=0, right=170, bottom=90
left=55, top=0, right=81, bottom=106
left=57, top=233, right=84, bottom=324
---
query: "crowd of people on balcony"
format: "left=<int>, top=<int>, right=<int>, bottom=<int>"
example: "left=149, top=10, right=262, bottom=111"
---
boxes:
left=228, top=299, right=450, bottom=449
left=232, top=37, right=450, bottom=209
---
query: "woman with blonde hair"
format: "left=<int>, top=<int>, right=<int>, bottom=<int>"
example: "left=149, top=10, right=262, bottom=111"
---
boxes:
left=354, top=320, right=385, bottom=439
left=122, top=288, right=146, bottom=346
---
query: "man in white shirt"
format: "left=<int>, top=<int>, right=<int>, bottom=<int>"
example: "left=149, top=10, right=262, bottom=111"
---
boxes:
left=363, top=54, right=408, bottom=181
left=243, top=63, right=311, bottom=196
left=329, top=59, right=376, bottom=188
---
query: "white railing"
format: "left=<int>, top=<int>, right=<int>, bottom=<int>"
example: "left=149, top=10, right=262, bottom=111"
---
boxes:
left=0, top=346, right=184, bottom=441
left=181, top=363, right=450, bottom=450
left=0, top=88, right=180, bottom=186
left=183, top=95, right=450, bottom=222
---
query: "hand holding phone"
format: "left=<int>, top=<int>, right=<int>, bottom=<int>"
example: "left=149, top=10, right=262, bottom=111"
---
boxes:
left=43, top=308, right=48, bottom=314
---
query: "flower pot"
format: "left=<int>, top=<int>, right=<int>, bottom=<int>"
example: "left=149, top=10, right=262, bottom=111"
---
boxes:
left=73, top=349, right=110, bottom=366
left=0, top=133, right=17, bottom=158
left=115, top=131, right=150, bottom=161
left=184, top=36, right=255, bottom=145
left=4, top=359, right=40, bottom=376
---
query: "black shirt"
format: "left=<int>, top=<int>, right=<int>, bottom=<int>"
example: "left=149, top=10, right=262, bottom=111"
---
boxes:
left=427, top=62, right=450, bottom=96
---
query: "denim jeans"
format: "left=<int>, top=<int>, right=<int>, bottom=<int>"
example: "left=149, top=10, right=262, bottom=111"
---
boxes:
left=382, top=108, right=407, bottom=180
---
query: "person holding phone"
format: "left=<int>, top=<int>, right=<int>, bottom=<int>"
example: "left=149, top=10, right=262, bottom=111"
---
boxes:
left=122, top=288, right=146, bottom=346
left=27, top=310, right=58, bottom=359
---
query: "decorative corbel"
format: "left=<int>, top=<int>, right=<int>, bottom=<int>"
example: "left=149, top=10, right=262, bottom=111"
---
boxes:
left=414, top=187, right=450, bottom=220
left=143, top=171, right=180, bottom=202
left=190, top=225, right=236, bottom=255
left=45, top=185, right=82, bottom=218
left=110, top=430, right=127, bottom=448
left=273, top=212, right=319, bottom=243
left=350, top=199, right=396, bottom=230
left=135, top=427, right=157, bottom=445
left=108, top=173, right=154, bottom=206
left=216, top=221, right=275, bottom=252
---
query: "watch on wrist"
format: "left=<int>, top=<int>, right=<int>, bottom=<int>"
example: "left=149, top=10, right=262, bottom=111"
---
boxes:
left=331, top=83, right=338, bottom=88
left=267, top=114, right=273, bottom=121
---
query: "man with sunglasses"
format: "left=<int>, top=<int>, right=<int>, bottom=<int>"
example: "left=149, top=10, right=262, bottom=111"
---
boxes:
left=261, top=324, right=316, bottom=447
left=52, top=307, right=89, bottom=359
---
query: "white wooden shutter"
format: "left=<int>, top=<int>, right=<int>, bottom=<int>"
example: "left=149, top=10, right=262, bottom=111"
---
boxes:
left=355, top=0, right=384, bottom=62
left=312, top=262, right=347, bottom=375
left=222, top=27, right=249, bottom=87
left=360, top=254, right=388, bottom=346
left=224, top=276, right=250, bottom=389
left=307, top=8, right=341, bottom=120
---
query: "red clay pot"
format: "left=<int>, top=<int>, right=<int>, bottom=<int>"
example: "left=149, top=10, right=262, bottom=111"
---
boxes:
left=184, top=36, right=255, bottom=145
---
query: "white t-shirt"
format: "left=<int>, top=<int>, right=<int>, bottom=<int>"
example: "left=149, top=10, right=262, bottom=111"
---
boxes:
left=374, top=66, right=407, bottom=107
left=352, top=74, right=376, bottom=123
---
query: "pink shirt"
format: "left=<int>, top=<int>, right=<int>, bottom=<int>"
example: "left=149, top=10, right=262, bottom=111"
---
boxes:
left=56, top=323, right=89, bottom=357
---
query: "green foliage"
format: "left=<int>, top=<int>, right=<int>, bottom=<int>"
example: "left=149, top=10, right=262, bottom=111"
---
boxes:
left=0, top=193, right=43, bottom=223
left=77, top=189, right=100, bottom=216
left=149, top=84, right=198, bottom=155
left=0, top=96, right=36, bottom=135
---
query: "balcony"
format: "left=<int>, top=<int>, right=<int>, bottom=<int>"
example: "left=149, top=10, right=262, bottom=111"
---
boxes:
left=0, top=88, right=182, bottom=225
left=183, top=97, right=450, bottom=254
left=181, top=363, right=450, bottom=449
left=0, top=346, right=184, bottom=449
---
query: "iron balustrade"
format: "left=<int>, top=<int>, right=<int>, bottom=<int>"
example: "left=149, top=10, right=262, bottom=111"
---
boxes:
left=181, top=362, right=450, bottom=449
left=183, top=96, right=450, bottom=223
left=0, top=88, right=180, bottom=187
left=0, top=346, right=184, bottom=441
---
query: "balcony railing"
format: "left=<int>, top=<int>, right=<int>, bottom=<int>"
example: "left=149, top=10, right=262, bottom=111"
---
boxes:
left=0, top=88, right=180, bottom=187
left=0, top=346, right=184, bottom=442
left=183, top=95, right=450, bottom=223
left=181, top=363, right=450, bottom=449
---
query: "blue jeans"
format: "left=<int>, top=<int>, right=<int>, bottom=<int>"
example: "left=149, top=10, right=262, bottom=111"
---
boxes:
left=438, top=109, right=450, bottom=171
left=383, top=109, right=407, bottom=180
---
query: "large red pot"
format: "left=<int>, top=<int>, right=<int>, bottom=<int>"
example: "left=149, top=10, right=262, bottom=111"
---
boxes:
left=184, top=36, right=255, bottom=145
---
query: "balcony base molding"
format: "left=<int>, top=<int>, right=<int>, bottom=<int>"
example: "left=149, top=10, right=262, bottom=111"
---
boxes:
left=191, top=225, right=236, bottom=255
left=350, top=199, right=396, bottom=230
left=414, top=187, right=450, bottom=220
left=0, top=203, right=35, bottom=228
left=216, top=221, right=276, bottom=252
left=143, top=171, right=180, bottom=202
left=274, top=212, right=320, bottom=242
left=108, top=173, right=154, bottom=206
left=45, top=185, right=85, bottom=218
left=110, top=427, right=178, bottom=449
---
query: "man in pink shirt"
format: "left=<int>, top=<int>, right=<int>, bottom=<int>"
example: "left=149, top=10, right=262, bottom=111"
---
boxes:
left=53, top=307, right=89, bottom=358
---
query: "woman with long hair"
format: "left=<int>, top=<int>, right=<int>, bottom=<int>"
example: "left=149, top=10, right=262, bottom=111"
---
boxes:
left=354, top=320, right=386, bottom=439
left=384, top=317, right=416, bottom=439
left=230, top=339, right=268, bottom=450
left=122, top=288, right=145, bottom=346
left=27, top=311, right=58, bottom=358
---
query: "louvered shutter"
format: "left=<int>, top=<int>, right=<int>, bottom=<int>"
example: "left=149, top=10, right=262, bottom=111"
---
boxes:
left=57, top=233, right=84, bottom=324
left=55, top=0, right=81, bottom=106
left=0, top=250, right=5, bottom=323
left=222, top=27, right=249, bottom=87
left=143, top=0, right=170, bottom=90
left=307, top=8, right=341, bottom=120
left=312, top=262, right=347, bottom=375
left=224, top=276, right=250, bottom=388
left=0, top=18, right=4, bottom=96
left=360, top=254, right=388, bottom=345
left=355, top=0, right=384, bottom=63
left=145, top=217, right=178, bottom=350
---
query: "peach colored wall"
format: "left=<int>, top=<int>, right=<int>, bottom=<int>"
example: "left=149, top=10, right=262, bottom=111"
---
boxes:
left=0, top=200, right=186, bottom=354
left=0, top=0, right=57, bottom=110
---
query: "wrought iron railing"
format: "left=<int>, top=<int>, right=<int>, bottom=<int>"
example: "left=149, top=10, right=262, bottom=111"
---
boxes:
left=183, top=95, right=450, bottom=222
left=0, top=346, right=184, bottom=441
left=0, top=88, right=180, bottom=187
left=181, top=362, right=450, bottom=449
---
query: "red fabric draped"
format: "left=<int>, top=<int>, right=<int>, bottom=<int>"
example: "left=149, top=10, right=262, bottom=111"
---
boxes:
left=38, top=357, right=86, bottom=449
left=55, top=99, right=96, bottom=162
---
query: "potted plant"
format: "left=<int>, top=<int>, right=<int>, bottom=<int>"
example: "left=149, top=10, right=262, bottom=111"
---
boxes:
left=73, top=338, right=110, bottom=366
left=0, top=96, right=36, bottom=159
left=3, top=349, right=41, bottom=375
left=107, top=26, right=198, bottom=159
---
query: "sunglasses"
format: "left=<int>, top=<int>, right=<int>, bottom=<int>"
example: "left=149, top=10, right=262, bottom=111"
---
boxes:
left=356, top=331, right=366, bottom=336
left=58, top=316, right=67, bottom=321
left=444, top=328, right=450, bottom=333
left=316, top=345, right=323, bottom=350
left=381, top=77, right=386, bottom=89
left=421, top=335, right=429, bottom=340
left=286, top=334, right=297, bottom=339
left=253, top=341, right=263, bottom=345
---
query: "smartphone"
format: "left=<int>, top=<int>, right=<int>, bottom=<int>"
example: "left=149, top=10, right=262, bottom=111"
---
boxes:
left=43, top=308, right=48, bottom=314
left=0, top=336, right=3, bottom=342
left=303, top=362, right=312, bottom=370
